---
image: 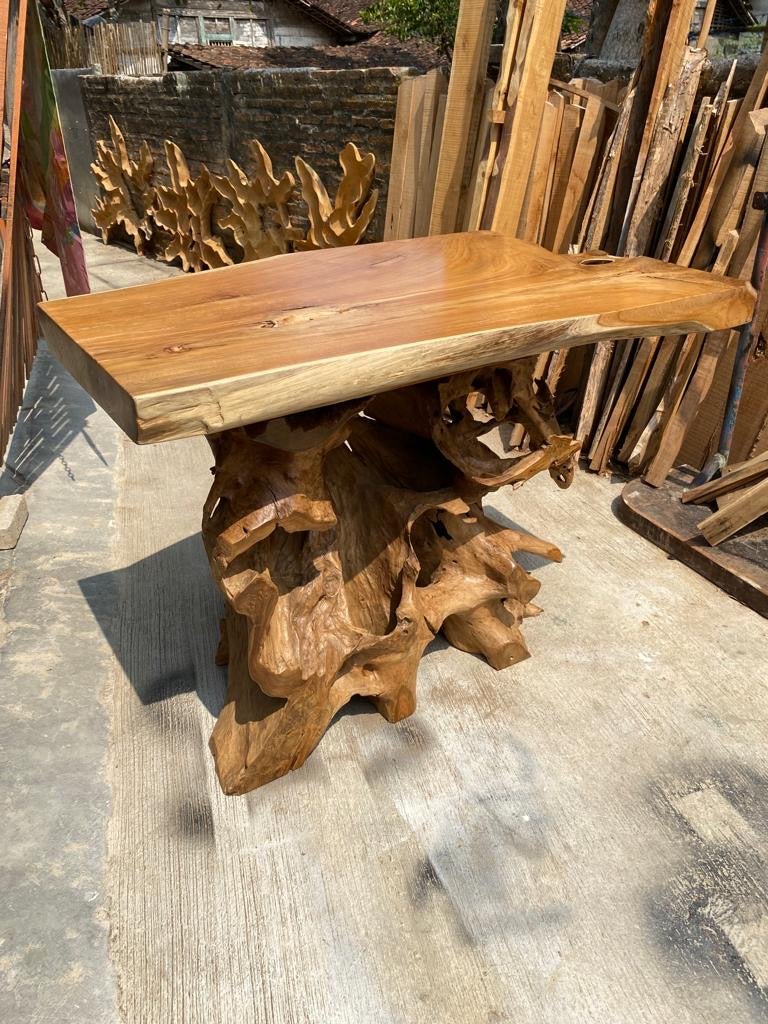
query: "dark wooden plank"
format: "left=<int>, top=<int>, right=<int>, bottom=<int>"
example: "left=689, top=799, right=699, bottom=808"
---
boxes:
left=618, top=466, right=768, bottom=617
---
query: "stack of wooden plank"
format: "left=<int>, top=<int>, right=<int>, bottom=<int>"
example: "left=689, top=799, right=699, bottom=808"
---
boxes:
left=577, top=0, right=768, bottom=482
left=385, top=0, right=573, bottom=240
left=682, top=451, right=768, bottom=545
left=0, top=0, right=41, bottom=465
left=384, top=68, right=449, bottom=240
left=384, top=0, right=768, bottom=485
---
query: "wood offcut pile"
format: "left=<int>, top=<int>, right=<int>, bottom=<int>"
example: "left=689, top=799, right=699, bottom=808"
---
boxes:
left=384, top=0, right=768, bottom=522
left=682, top=449, right=768, bottom=545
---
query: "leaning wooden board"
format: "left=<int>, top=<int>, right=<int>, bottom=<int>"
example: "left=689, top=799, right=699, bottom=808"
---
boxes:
left=38, top=232, right=754, bottom=445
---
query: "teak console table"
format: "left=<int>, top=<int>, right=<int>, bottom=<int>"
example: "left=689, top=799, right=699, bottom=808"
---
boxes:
left=39, top=232, right=754, bottom=794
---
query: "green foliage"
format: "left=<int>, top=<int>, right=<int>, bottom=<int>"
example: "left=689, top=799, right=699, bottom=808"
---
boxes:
left=362, top=1, right=580, bottom=57
left=562, top=11, right=583, bottom=35
left=362, top=0, right=460, bottom=55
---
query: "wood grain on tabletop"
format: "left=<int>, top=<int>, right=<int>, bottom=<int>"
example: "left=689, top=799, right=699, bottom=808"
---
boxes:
left=38, top=231, right=755, bottom=444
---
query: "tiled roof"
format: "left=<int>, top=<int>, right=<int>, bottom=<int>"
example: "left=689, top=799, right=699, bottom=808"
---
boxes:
left=565, top=0, right=593, bottom=18
left=306, top=1, right=377, bottom=32
left=282, top=0, right=370, bottom=39
left=169, top=32, right=440, bottom=72
left=60, top=0, right=108, bottom=20
left=561, top=0, right=592, bottom=51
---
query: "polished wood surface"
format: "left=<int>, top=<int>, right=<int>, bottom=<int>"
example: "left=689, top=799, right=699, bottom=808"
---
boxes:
left=203, top=357, right=579, bottom=792
left=38, top=231, right=754, bottom=444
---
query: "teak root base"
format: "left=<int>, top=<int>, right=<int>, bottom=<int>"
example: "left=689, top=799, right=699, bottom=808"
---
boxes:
left=202, top=357, right=580, bottom=794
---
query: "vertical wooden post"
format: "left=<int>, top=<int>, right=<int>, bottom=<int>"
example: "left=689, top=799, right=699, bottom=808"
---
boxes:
left=489, top=0, right=568, bottom=236
left=428, top=0, right=496, bottom=236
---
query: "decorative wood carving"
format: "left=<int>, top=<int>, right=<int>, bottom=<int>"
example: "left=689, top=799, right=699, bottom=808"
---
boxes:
left=210, top=141, right=302, bottom=262
left=295, top=142, right=379, bottom=250
left=91, top=124, right=380, bottom=269
left=202, top=358, right=579, bottom=794
left=91, top=115, right=155, bottom=255
left=38, top=229, right=756, bottom=793
left=152, top=142, right=232, bottom=273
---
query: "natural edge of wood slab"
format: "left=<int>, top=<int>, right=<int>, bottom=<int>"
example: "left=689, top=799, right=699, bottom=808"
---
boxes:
left=41, top=317, right=139, bottom=440
left=132, top=299, right=752, bottom=445
left=37, top=233, right=755, bottom=445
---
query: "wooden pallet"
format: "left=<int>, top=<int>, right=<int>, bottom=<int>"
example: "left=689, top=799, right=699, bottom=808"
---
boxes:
left=618, top=466, right=768, bottom=616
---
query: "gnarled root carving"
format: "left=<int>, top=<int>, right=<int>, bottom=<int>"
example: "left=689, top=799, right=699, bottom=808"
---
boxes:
left=210, top=141, right=302, bottom=262
left=91, top=121, right=379, bottom=267
left=294, top=142, right=379, bottom=251
left=91, top=116, right=155, bottom=254
left=152, top=143, right=232, bottom=272
left=202, top=359, right=579, bottom=794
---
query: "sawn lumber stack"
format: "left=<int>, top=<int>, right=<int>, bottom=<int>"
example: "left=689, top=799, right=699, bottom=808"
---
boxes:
left=384, top=0, right=768, bottom=486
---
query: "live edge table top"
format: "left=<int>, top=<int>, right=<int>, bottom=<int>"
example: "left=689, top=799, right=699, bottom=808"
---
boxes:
left=38, top=232, right=755, bottom=444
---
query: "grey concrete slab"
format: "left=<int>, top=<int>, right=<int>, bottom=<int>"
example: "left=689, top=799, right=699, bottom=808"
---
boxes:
left=0, top=235, right=181, bottom=1024
left=3, top=233, right=768, bottom=1024
left=37, top=231, right=183, bottom=302
left=92, top=433, right=768, bottom=1024
left=85, top=259, right=182, bottom=291
left=0, top=494, right=28, bottom=548
left=73, top=241, right=149, bottom=267
left=0, top=345, right=121, bottom=1024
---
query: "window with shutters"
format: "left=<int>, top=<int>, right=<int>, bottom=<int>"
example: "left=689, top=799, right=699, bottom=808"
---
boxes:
left=158, top=9, right=275, bottom=48
left=232, top=18, right=271, bottom=46
left=203, top=16, right=233, bottom=44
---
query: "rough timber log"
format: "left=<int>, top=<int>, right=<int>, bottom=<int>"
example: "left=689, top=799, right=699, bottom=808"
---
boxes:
left=38, top=233, right=755, bottom=793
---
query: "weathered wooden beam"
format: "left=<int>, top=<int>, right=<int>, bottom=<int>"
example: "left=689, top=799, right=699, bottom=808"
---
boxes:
left=698, top=474, right=768, bottom=545
left=682, top=450, right=768, bottom=505
left=429, top=0, right=496, bottom=235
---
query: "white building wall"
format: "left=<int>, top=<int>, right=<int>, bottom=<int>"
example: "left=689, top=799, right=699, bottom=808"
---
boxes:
left=121, top=0, right=339, bottom=48
left=271, top=4, right=336, bottom=46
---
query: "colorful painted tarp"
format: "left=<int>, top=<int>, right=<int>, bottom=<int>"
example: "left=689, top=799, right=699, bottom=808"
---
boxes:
left=20, top=1, right=89, bottom=296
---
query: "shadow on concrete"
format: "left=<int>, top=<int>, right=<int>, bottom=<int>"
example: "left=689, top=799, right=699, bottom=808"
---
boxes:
left=328, top=694, right=381, bottom=731
left=77, top=505, right=558, bottom=730
left=79, top=532, right=227, bottom=718
left=0, top=346, right=110, bottom=498
left=483, top=503, right=562, bottom=573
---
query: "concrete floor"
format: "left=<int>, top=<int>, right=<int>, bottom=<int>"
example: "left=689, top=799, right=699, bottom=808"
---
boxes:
left=1, top=234, right=768, bottom=1024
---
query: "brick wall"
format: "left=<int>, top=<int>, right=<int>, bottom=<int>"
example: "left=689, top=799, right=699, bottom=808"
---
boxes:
left=81, top=67, right=413, bottom=241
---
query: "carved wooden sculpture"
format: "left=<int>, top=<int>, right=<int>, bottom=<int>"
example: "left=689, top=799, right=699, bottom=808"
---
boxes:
left=91, top=122, right=380, bottom=268
left=202, top=365, right=578, bottom=792
left=38, top=233, right=755, bottom=793
left=91, top=116, right=155, bottom=255
left=295, top=142, right=379, bottom=250
left=152, top=142, right=232, bottom=273
left=210, top=141, right=302, bottom=262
